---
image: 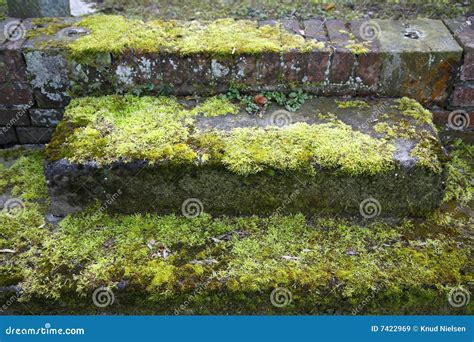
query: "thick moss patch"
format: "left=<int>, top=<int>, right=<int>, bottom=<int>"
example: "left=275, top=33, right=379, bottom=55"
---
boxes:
left=65, top=15, right=324, bottom=62
left=1, top=149, right=472, bottom=314
left=46, top=95, right=397, bottom=176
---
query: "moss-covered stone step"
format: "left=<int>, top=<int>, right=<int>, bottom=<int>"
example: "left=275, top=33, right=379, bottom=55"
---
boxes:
left=11, top=15, right=462, bottom=107
left=45, top=95, right=446, bottom=217
left=2, top=147, right=472, bottom=315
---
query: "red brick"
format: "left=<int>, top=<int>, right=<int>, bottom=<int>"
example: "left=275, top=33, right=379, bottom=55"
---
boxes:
left=306, top=50, right=330, bottom=83
left=329, top=48, right=354, bottom=83
left=451, top=84, right=474, bottom=107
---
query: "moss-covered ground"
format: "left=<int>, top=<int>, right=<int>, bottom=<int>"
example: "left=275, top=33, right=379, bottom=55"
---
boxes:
left=0, top=134, right=472, bottom=314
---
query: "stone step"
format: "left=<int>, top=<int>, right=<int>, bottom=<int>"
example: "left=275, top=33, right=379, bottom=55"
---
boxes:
left=45, top=95, right=446, bottom=218
left=1, top=16, right=471, bottom=147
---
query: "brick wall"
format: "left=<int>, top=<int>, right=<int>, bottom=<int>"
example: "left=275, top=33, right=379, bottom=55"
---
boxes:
left=0, top=16, right=472, bottom=146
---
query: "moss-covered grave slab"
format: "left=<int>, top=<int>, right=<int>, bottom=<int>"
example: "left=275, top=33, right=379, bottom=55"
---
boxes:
left=44, top=95, right=446, bottom=217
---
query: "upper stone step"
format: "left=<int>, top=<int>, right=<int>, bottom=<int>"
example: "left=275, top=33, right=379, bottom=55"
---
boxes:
left=0, top=15, right=463, bottom=109
left=45, top=95, right=446, bottom=218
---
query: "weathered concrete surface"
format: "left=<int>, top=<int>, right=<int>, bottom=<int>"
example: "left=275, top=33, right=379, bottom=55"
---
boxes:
left=7, top=0, right=71, bottom=18
left=45, top=97, right=446, bottom=218
left=375, top=19, right=462, bottom=104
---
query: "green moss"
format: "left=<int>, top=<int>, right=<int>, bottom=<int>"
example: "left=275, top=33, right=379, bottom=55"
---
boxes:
left=191, top=96, right=239, bottom=117
left=336, top=100, right=369, bottom=109
left=47, top=95, right=241, bottom=164
left=1, top=148, right=472, bottom=313
left=27, top=18, right=70, bottom=39
left=372, top=100, right=443, bottom=174
left=443, top=139, right=474, bottom=205
left=47, top=96, right=396, bottom=176
left=14, top=211, right=471, bottom=313
left=68, top=15, right=325, bottom=62
left=396, top=97, right=435, bottom=127
left=218, top=121, right=395, bottom=176
left=0, top=150, right=48, bottom=201
left=344, top=42, right=370, bottom=55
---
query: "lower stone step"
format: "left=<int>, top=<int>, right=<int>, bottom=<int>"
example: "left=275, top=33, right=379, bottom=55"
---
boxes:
left=45, top=95, right=446, bottom=217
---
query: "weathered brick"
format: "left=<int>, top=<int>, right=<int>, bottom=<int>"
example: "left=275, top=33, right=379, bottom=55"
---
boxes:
left=0, top=83, right=33, bottom=106
left=234, top=55, right=257, bottom=84
left=305, top=50, right=330, bottom=83
left=451, top=83, right=474, bottom=107
left=16, top=126, right=55, bottom=144
left=304, top=19, right=327, bottom=41
left=70, top=52, right=113, bottom=96
left=326, top=20, right=350, bottom=45
left=29, top=108, right=64, bottom=127
left=256, top=53, right=281, bottom=86
left=0, top=40, right=27, bottom=82
left=329, top=48, right=354, bottom=83
left=444, top=17, right=474, bottom=80
left=0, top=105, right=31, bottom=126
left=432, top=108, right=474, bottom=128
left=23, top=49, right=70, bottom=108
left=281, top=51, right=306, bottom=82
left=0, top=126, right=17, bottom=145
left=161, top=53, right=212, bottom=94
left=350, top=20, right=383, bottom=88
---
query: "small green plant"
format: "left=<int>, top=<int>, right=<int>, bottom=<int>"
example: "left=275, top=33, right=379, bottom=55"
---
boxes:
left=264, top=91, right=286, bottom=106
left=285, top=90, right=311, bottom=112
left=227, top=88, right=311, bottom=114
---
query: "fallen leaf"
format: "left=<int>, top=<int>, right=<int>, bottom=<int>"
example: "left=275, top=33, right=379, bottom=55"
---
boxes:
left=254, top=94, right=267, bottom=106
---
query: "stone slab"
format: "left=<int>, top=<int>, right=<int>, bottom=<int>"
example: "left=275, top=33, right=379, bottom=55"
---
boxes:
left=44, top=96, right=445, bottom=218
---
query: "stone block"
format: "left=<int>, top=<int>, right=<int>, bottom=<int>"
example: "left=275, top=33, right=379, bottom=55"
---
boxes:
left=45, top=96, right=445, bottom=218
left=29, top=108, right=63, bottom=127
left=444, top=17, right=474, bottom=80
left=451, top=83, right=474, bottom=107
left=0, top=105, right=31, bottom=126
left=0, top=83, right=33, bottom=106
left=16, top=126, right=55, bottom=144
left=0, top=126, right=17, bottom=145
